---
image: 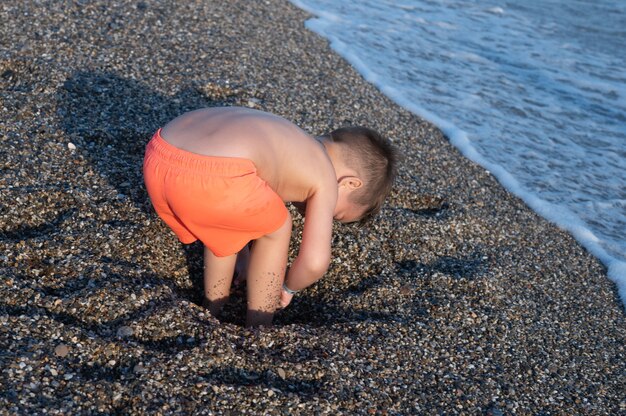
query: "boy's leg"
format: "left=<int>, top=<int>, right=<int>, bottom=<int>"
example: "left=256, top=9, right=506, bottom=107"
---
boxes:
left=203, top=247, right=237, bottom=317
left=246, top=214, right=292, bottom=327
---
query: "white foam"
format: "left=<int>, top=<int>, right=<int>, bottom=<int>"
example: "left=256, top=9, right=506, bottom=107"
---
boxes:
left=487, top=7, right=505, bottom=15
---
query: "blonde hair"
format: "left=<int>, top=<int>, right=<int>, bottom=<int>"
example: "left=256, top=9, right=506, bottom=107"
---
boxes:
left=325, top=126, right=397, bottom=220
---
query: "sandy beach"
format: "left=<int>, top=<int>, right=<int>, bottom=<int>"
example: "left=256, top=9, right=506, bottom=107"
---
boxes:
left=1, top=0, right=624, bottom=414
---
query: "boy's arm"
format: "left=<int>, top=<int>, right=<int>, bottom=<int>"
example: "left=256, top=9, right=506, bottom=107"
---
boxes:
left=283, top=189, right=335, bottom=293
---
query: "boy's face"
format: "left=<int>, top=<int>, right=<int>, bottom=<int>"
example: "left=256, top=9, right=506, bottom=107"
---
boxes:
left=334, top=194, right=367, bottom=223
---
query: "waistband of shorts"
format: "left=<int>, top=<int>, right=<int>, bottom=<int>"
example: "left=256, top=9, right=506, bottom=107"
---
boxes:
left=146, top=129, right=257, bottom=175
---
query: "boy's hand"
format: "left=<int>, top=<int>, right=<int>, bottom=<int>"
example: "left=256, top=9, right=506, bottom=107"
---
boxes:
left=279, top=288, right=294, bottom=309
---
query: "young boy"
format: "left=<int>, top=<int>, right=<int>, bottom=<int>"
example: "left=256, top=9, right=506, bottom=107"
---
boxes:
left=143, top=107, right=396, bottom=326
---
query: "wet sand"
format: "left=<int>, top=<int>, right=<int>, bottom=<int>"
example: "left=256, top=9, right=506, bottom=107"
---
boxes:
left=1, top=0, right=624, bottom=414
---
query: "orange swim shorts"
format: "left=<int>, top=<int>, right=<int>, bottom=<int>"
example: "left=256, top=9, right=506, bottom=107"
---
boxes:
left=143, top=129, right=289, bottom=257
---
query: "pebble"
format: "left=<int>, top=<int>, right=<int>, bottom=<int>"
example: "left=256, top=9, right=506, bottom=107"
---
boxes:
left=399, top=285, right=412, bottom=295
left=54, top=344, right=69, bottom=358
left=116, top=326, right=134, bottom=337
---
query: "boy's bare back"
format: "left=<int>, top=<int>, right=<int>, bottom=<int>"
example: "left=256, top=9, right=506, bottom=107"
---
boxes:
left=160, top=107, right=337, bottom=206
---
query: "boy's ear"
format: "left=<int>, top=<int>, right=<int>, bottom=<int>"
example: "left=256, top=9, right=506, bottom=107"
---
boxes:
left=338, top=176, right=363, bottom=190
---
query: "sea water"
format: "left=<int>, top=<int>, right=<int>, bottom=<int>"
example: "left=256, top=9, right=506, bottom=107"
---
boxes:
left=290, top=0, right=626, bottom=304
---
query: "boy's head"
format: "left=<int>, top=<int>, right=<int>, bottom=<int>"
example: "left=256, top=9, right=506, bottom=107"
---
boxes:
left=322, top=126, right=397, bottom=222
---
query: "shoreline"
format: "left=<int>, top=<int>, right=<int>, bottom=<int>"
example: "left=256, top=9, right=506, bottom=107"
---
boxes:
left=1, top=0, right=625, bottom=414
left=289, top=0, right=626, bottom=307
